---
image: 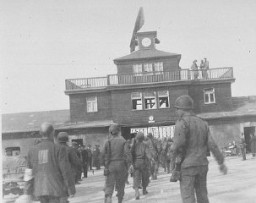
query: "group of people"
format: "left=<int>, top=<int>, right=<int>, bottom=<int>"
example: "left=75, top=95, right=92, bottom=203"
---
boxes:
left=191, top=58, right=209, bottom=79
left=21, top=95, right=229, bottom=203
left=22, top=127, right=98, bottom=203
left=103, top=95, right=228, bottom=203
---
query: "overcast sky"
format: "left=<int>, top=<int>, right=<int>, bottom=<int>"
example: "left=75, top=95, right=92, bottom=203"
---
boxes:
left=1, top=0, right=256, bottom=114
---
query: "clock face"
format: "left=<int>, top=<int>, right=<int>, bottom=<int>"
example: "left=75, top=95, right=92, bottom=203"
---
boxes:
left=142, top=37, right=152, bottom=47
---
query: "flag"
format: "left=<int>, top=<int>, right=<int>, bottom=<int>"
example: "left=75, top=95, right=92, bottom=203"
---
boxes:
left=130, top=7, right=145, bottom=53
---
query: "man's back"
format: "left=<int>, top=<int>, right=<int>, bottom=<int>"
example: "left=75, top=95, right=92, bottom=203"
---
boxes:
left=28, top=139, right=69, bottom=197
left=180, top=115, right=209, bottom=168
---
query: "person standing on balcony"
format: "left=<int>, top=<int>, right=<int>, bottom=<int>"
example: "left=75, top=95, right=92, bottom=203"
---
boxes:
left=190, top=60, right=199, bottom=79
left=202, top=58, right=209, bottom=79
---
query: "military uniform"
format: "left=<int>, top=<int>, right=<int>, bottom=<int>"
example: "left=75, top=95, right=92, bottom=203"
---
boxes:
left=103, top=134, right=132, bottom=202
left=145, top=135, right=159, bottom=180
left=132, top=135, right=151, bottom=198
left=171, top=112, right=225, bottom=203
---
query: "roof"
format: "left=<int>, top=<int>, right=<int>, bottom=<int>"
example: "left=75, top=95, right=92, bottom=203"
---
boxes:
left=2, top=110, right=70, bottom=133
left=114, top=49, right=180, bottom=63
left=198, top=96, right=256, bottom=120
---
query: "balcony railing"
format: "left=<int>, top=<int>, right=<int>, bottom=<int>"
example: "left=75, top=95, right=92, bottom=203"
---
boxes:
left=65, top=67, right=233, bottom=91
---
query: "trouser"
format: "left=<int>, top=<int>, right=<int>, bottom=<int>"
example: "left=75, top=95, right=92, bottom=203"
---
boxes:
left=133, top=160, right=150, bottom=189
left=180, top=165, right=209, bottom=203
left=88, top=157, right=92, bottom=170
left=151, top=159, right=159, bottom=179
left=83, top=163, right=88, bottom=178
left=39, top=196, right=61, bottom=203
left=241, top=148, right=246, bottom=160
left=104, top=161, right=127, bottom=199
left=166, top=159, right=171, bottom=173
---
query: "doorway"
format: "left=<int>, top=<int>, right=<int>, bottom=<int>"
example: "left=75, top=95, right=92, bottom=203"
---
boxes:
left=244, top=126, right=255, bottom=153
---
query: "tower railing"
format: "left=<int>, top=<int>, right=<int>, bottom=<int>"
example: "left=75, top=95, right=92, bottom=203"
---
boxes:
left=65, top=67, right=233, bottom=91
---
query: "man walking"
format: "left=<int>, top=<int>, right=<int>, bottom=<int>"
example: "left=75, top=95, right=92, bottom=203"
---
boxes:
left=131, top=132, right=152, bottom=200
left=103, top=123, right=132, bottom=203
left=171, top=95, right=227, bottom=203
left=57, top=132, right=81, bottom=185
left=27, top=123, right=75, bottom=203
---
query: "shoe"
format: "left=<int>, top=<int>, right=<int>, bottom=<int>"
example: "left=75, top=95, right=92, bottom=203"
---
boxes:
left=170, top=171, right=180, bottom=182
left=143, top=189, right=148, bottom=195
left=135, top=189, right=140, bottom=200
left=105, top=195, right=112, bottom=203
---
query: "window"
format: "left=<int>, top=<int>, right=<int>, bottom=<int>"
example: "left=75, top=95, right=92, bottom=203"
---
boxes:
left=154, top=62, right=163, bottom=73
left=5, top=147, right=21, bottom=156
left=131, top=92, right=142, bottom=110
left=204, top=88, right=215, bottom=104
left=144, top=63, right=153, bottom=74
left=133, top=64, right=143, bottom=76
left=86, top=96, right=98, bottom=112
left=144, top=92, right=157, bottom=109
left=158, top=90, right=170, bottom=108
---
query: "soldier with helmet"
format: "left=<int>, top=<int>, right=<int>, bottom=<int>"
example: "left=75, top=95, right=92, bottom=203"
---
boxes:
left=131, top=132, right=152, bottom=200
left=170, top=95, right=228, bottom=203
left=144, top=133, right=159, bottom=180
left=103, top=123, right=132, bottom=203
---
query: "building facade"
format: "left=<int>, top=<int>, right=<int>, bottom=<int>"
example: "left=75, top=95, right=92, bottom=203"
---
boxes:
left=2, top=30, right=256, bottom=157
left=65, top=30, right=236, bottom=141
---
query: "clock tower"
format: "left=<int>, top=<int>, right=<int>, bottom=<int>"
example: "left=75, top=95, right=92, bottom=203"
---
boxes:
left=136, top=31, right=158, bottom=50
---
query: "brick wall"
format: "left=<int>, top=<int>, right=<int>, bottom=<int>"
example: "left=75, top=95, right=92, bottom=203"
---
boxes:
left=110, top=85, right=188, bottom=126
left=116, top=57, right=180, bottom=75
left=189, top=82, right=233, bottom=113
left=70, top=92, right=112, bottom=122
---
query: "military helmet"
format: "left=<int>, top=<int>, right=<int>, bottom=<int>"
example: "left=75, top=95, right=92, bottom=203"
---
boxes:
left=109, top=123, right=121, bottom=135
left=147, top=133, right=153, bottom=138
left=57, top=132, right=69, bottom=143
left=136, top=132, right=144, bottom=142
left=174, top=95, right=194, bottom=110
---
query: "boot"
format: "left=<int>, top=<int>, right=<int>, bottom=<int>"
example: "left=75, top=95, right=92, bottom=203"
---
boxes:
left=170, top=171, right=180, bottom=182
left=118, top=197, right=123, bottom=203
left=104, top=195, right=112, bottom=203
left=142, top=188, right=148, bottom=195
left=135, top=188, right=140, bottom=200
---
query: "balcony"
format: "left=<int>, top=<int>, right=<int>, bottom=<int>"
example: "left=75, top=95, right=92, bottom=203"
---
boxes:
left=65, top=67, right=234, bottom=91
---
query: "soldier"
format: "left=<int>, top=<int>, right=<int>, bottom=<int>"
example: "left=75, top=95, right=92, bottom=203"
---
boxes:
left=145, top=133, right=158, bottom=180
left=171, top=95, right=227, bottom=203
left=27, top=123, right=75, bottom=203
left=57, top=132, right=82, bottom=185
left=131, top=132, right=152, bottom=200
left=103, top=123, right=132, bottom=203
left=163, top=137, right=173, bottom=174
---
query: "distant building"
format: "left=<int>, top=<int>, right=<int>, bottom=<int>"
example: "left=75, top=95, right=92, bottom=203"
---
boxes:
left=2, top=30, right=256, bottom=156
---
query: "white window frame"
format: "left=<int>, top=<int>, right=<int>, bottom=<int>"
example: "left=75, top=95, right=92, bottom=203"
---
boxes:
left=144, top=92, right=157, bottom=110
left=133, top=64, right=143, bottom=76
left=154, top=62, right=163, bottom=73
left=158, top=90, right=170, bottom=108
left=144, top=63, right=153, bottom=75
left=86, top=96, right=98, bottom=112
left=204, top=88, right=216, bottom=104
left=131, top=92, right=143, bottom=110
